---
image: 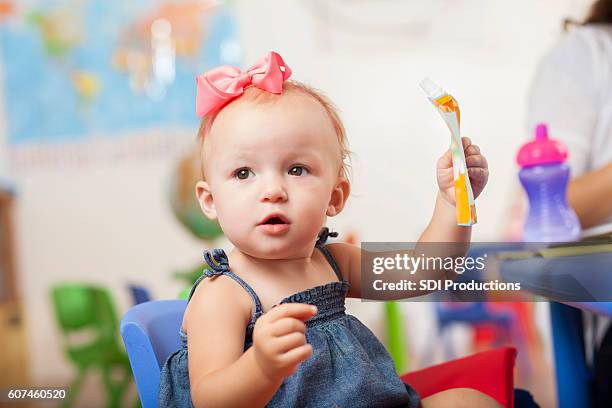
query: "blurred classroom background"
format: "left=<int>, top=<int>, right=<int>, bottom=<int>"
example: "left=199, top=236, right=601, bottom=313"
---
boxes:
left=0, top=0, right=595, bottom=406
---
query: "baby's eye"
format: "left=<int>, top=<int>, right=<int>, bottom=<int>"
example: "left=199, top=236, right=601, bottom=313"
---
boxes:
left=233, top=168, right=253, bottom=180
left=288, top=166, right=309, bottom=176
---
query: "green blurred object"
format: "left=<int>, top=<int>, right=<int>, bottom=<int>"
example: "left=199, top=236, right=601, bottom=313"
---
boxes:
left=173, top=263, right=209, bottom=286
left=384, top=301, right=408, bottom=373
left=51, top=284, right=136, bottom=408
left=169, top=150, right=224, bottom=241
left=169, top=150, right=224, bottom=295
left=178, top=287, right=191, bottom=300
left=175, top=262, right=214, bottom=299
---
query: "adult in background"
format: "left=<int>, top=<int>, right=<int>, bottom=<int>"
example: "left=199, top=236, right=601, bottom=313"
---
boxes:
left=526, top=0, right=612, bottom=232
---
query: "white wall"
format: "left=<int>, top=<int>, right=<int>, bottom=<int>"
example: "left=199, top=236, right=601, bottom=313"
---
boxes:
left=2, top=0, right=592, bottom=399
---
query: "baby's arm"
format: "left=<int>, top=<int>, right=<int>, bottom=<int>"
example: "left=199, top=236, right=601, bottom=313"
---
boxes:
left=327, top=220, right=468, bottom=300
left=185, top=276, right=273, bottom=407
left=328, top=243, right=440, bottom=300
left=417, top=190, right=471, bottom=245
left=327, top=199, right=473, bottom=300
left=185, top=276, right=316, bottom=407
left=327, top=137, right=488, bottom=300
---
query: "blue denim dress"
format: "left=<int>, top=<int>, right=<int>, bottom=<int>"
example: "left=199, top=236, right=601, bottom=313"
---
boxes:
left=159, top=228, right=420, bottom=407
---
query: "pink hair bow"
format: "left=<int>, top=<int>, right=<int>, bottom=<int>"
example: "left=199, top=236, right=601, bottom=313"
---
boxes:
left=196, top=51, right=292, bottom=118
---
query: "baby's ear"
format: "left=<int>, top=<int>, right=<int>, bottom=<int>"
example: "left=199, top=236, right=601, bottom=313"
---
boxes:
left=196, top=180, right=217, bottom=220
left=327, top=178, right=350, bottom=217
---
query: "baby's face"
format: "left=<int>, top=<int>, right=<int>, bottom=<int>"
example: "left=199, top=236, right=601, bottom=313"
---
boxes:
left=198, top=91, right=346, bottom=259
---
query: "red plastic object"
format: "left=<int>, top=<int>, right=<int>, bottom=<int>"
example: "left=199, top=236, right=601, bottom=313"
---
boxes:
left=400, top=347, right=517, bottom=408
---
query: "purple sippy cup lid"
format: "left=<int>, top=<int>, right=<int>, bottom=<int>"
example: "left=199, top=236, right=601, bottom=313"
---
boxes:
left=516, top=123, right=568, bottom=167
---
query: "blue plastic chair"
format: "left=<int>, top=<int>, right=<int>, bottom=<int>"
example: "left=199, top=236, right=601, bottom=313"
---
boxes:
left=435, top=302, right=514, bottom=356
left=120, top=300, right=187, bottom=408
left=128, top=284, right=153, bottom=305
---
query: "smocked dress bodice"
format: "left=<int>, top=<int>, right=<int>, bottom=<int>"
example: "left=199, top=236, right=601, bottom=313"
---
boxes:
left=158, top=229, right=420, bottom=407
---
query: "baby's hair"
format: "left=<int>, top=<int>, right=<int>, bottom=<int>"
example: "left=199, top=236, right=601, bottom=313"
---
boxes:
left=197, top=80, right=351, bottom=180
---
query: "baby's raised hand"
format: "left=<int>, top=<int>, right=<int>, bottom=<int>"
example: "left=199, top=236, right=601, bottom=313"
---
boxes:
left=252, top=303, right=317, bottom=381
left=436, top=136, right=489, bottom=205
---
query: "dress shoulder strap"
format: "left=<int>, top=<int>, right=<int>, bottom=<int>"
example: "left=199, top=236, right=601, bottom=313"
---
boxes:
left=315, top=227, right=344, bottom=282
left=188, top=249, right=264, bottom=323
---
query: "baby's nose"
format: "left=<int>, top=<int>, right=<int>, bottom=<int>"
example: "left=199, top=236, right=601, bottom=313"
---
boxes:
left=262, top=184, right=288, bottom=202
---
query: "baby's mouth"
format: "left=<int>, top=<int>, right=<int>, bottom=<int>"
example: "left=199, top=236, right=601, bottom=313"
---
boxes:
left=258, top=214, right=291, bottom=235
left=264, top=217, right=286, bottom=225
left=258, top=214, right=290, bottom=226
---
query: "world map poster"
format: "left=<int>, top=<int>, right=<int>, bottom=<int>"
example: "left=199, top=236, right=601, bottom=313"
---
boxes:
left=0, top=0, right=240, bottom=167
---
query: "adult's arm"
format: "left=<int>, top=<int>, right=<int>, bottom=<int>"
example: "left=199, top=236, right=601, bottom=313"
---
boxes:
left=526, top=27, right=612, bottom=227
left=567, top=162, right=612, bottom=228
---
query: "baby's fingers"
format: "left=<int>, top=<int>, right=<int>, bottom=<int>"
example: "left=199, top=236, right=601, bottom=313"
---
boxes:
left=466, top=154, right=488, bottom=169
left=468, top=167, right=490, bottom=179
left=274, top=332, right=307, bottom=353
left=464, top=143, right=481, bottom=156
left=268, top=303, right=318, bottom=323
left=436, top=148, right=453, bottom=169
left=281, top=344, right=313, bottom=368
left=462, top=136, right=472, bottom=149
left=271, top=317, right=307, bottom=337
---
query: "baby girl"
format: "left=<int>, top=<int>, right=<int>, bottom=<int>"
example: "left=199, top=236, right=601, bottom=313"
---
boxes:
left=159, top=52, right=496, bottom=407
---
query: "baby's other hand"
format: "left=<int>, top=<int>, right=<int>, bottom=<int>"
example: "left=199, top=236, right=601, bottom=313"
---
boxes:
left=252, top=303, right=317, bottom=381
left=436, top=137, right=489, bottom=205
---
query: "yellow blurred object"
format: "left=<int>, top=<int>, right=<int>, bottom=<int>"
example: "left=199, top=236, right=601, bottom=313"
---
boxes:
left=454, top=173, right=470, bottom=224
left=71, top=71, right=101, bottom=101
